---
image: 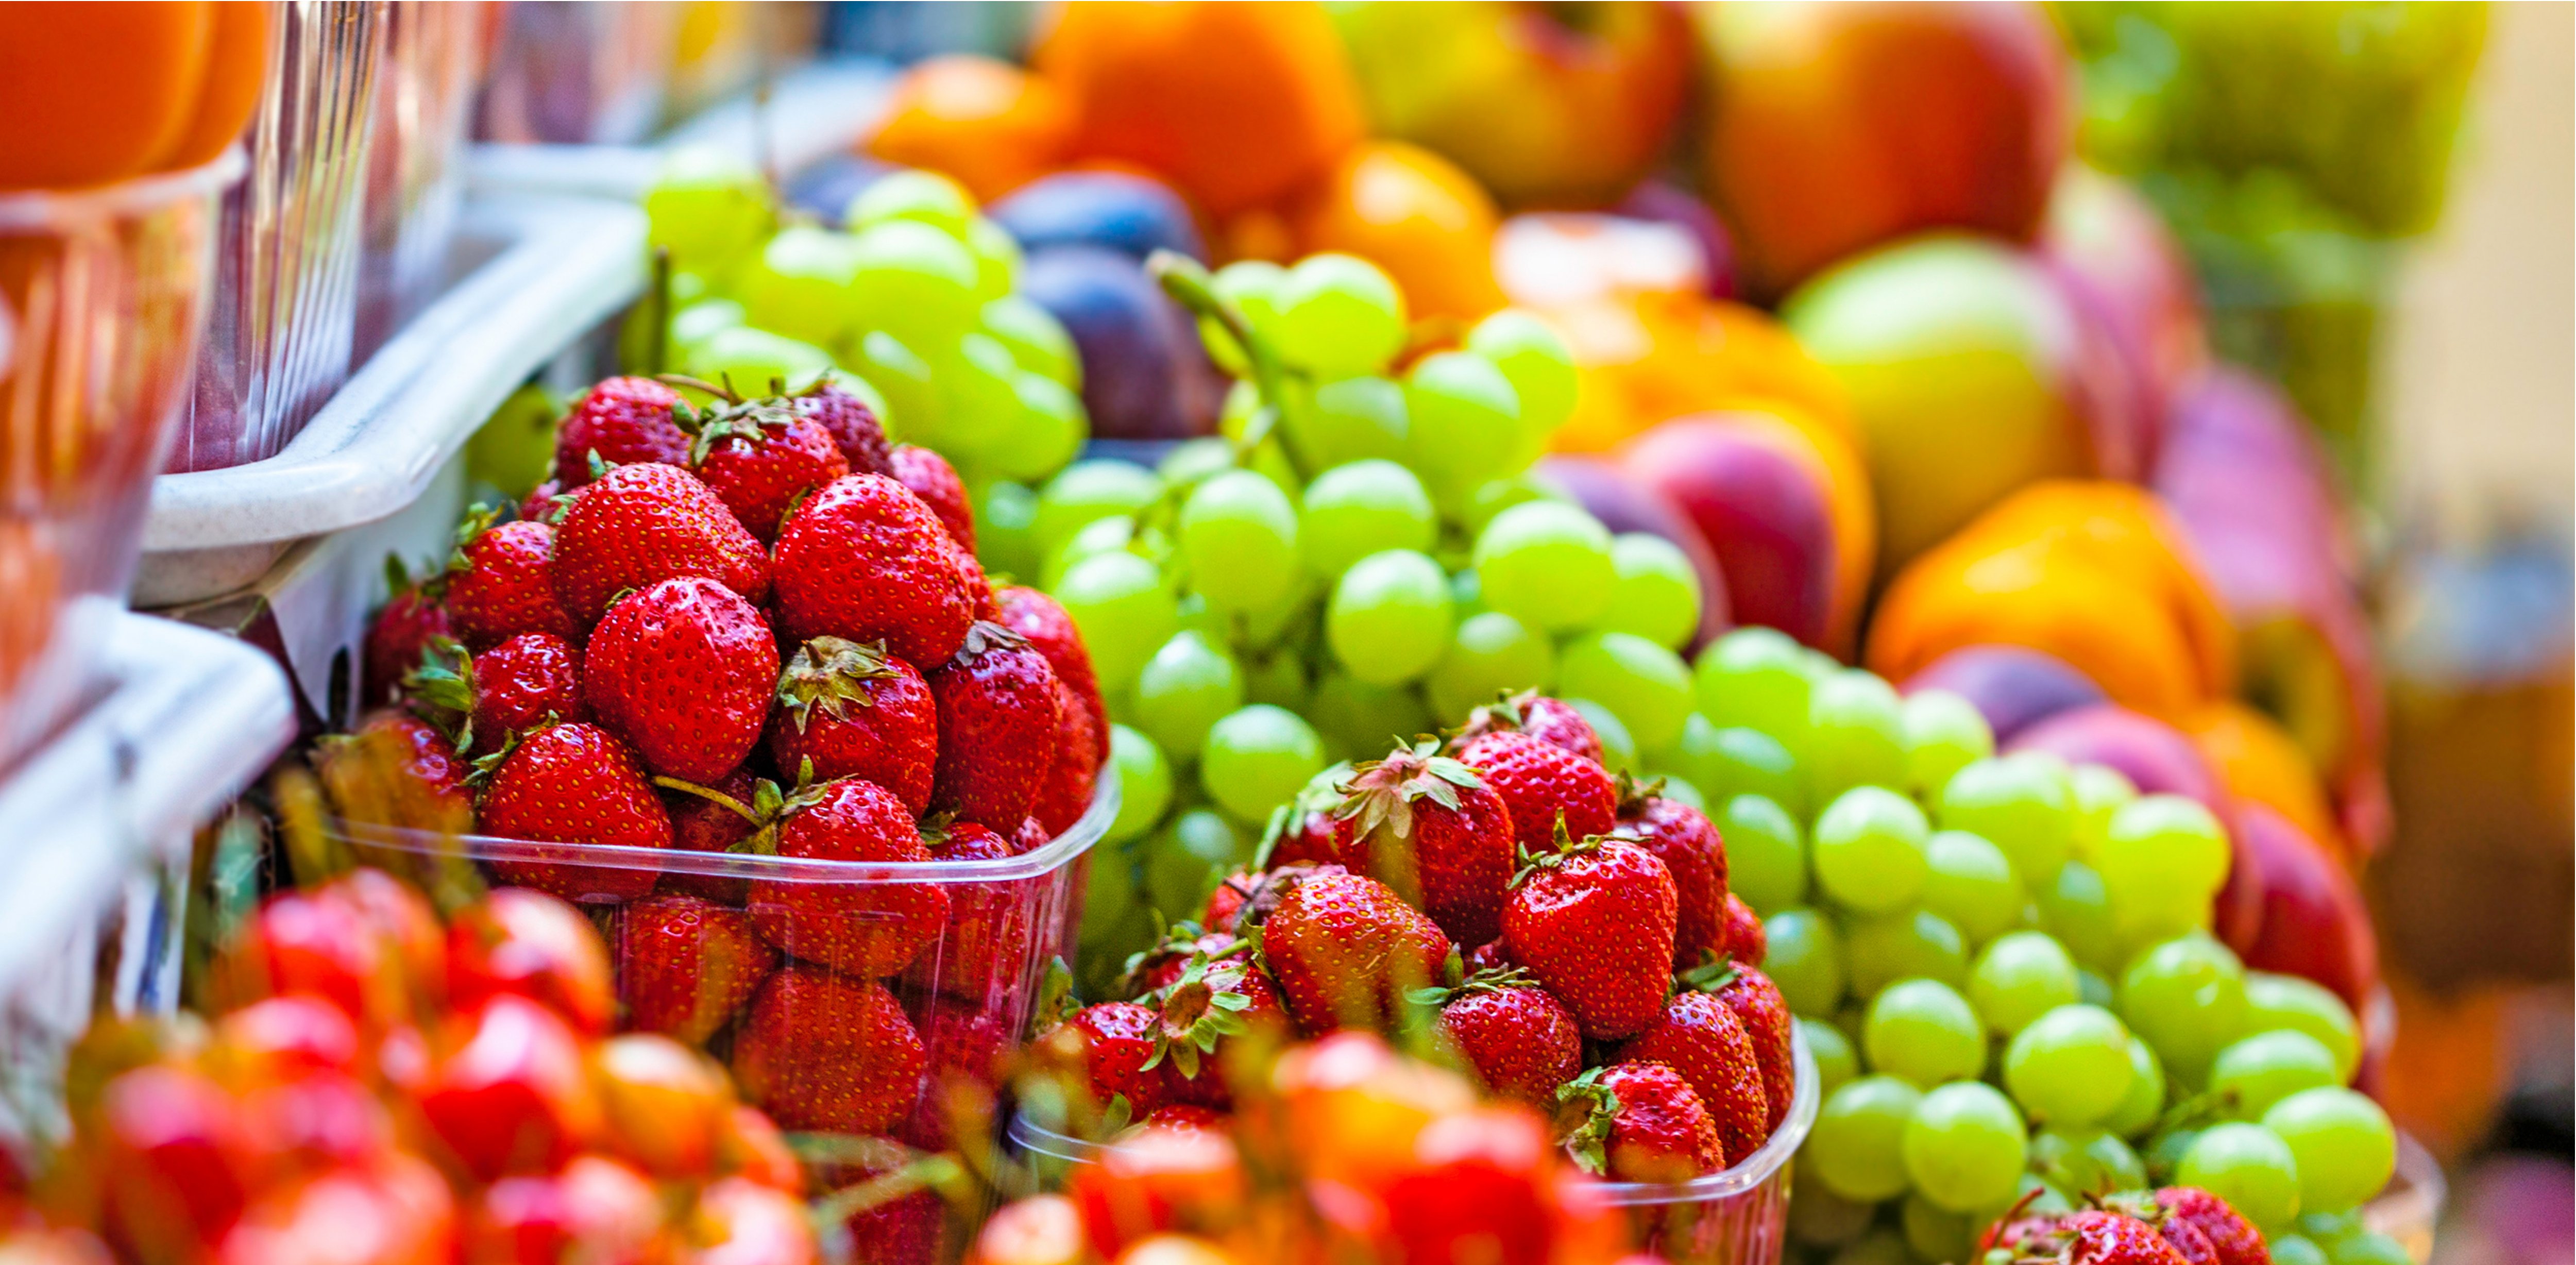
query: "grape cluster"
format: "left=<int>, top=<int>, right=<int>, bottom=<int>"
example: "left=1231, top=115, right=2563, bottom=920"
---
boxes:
left=638, top=153, right=1088, bottom=486
left=1670, top=629, right=2405, bottom=1265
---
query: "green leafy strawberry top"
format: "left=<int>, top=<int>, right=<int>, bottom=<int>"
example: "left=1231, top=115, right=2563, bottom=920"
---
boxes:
left=774, top=636, right=903, bottom=734
left=1141, top=951, right=1257, bottom=1081
left=1334, top=739, right=1484, bottom=845
left=1552, top=1066, right=1626, bottom=1176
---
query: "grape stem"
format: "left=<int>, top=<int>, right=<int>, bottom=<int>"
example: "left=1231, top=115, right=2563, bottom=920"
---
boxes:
left=1145, top=250, right=1295, bottom=469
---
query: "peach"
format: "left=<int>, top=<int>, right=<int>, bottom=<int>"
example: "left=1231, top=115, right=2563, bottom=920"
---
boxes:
left=2219, top=805, right=2380, bottom=1010
left=2007, top=703, right=2226, bottom=812
left=1615, top=412, right=1867, bottom=654
left=1537, top=455, right=1732, bottom=649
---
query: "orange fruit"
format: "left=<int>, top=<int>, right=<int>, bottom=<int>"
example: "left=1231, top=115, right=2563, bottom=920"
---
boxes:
left=0, top=2, right=216, bottom=190
left=1290, top=140, right=1501, bottom=321
left=157, top=2, right=274, bottom=172
left=867, top=54, right=1073, bottom=204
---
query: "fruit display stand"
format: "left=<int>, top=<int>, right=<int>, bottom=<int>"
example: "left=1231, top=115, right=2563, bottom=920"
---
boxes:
left=0, top=613, right=295, bottom=1153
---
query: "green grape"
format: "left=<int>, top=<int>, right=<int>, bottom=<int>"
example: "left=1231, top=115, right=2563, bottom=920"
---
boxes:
left=2079, top=969, right=2115, bottom=1009
left=1864, top=978, right=1985, bottom=1088
left=1104, top=724, right=1173, bottom=845
left=1426, top=611, right=1556, bottom=719
left=1055, top=551, right=1179, bottom=697
left=1937, top=755, right=2078, bottom=881
left=1666, top=717, right=1805, bottom=819
left=991, top=373, right=1086, bottom=481
left=1902, top=688, right=1994, bottom=795
left=1903, top=1081, right=2029, bottom=1212
left=642, top=147, right=773, bottom=279
left=1272, top=253, right=1406, bottom=377
left=1803, top=1017, right=1859, bottom=1098
left=1810, top=1076, right=1924, bottom=1201
left=1901, top=1192, right=1976, bottom=1265
left=2177, top=1123, right=2302, bottom=1230
left=846, top=218, right=981, bottom=346
left=1563, top=698, right=1637, bottom=772
left=2029, top=1127, right=2148, bottom=1199
left=1692, top=627, right=1816, bottom=744
left=1471, top=501, right=1614, bottom=631
left=2244, top=971, right=2362, bottom=1082
left=1788, top=1162, right=1876, bottom=1247
left=1041, top=515, right=1137, bottom=590
left=2272, top=1238, right=2330, bottom=1265
left=1652, top=774, right=1706, bottom=814
left=1311, top=669, right=1435, bottom=762
left=1078, top=836, right=1143, bottom=949
left=2004, top=1004, right=2136, bottom=1128
left=970, top=480, right=1040, bottom=580
left=965, top=216, right=1021, bottom=302
left=1975, top=1173, right=2074, bottom=1227
left=1406, top=351, right=1524, bottom=502
left=1035, top=461, right=1163, bottom=556
left=1556, top=631, right=1693, bottom=753
left=851, top=330, right=943, bottom=443
left=1198, top=705, right=1326, bottom=824
left=1970, top=931, right=2082, bottom=1037
left=1242, top=649, right=1311, bottom=714
left=2119, top=934, right=2250, bottom=1088
left=2070, top=763, right=2138, bottom=863
left=1285, top=374, right=1411, bottom=469
left=1763, top=908, right=1847, bottom=1016
left=1179, top=470, right=1301, bottom=616
left=465, top=382, right=560, bottom=498
left=1235, top=566, right=1318, bottom=652
left=681, top=326, right=835, bottom=399
left=846, top=168, right=976, bottom=237
left=1326, top=549, right=1454, bottom=686
left=1923, top=830, right=2024, bottom=944
left=1828, top=1230, right=1913, bottom=1265
left=1145, top=808, right=1247, bottom=918
left=1847, top=910, right=1971, bottom=998
left=933, top=333, right=1024, bottom=460
left=2212, top=1031, right=2342, bottom=1120
left=1718, top=794, right=1807, bottom=915
left=1806, top=670, right=1908, bottom=806
left=1461, top=476, right=1553, bottom=539
left=1599, top=534, right=1703, bottom=651
left=1831, top=1002, right=1870, bottom=1053
left=2298, top=1212, right=2364, bottom=1247
left=2325, top=1233, right=2410, bottom=1265
left=2037, top=859, right=2125, bottom=972
left=1811, top=786, right=1931, bottom=914
left=979, top=295, right=1082, bottom=389
left=1133, top=631, right=1245, bottom=760
left=1151, top=438, right=1231, bottom=493
left=1300, top=460, right=1435, bottom=577
left=1466, top=309, right=1578, bottom=437
left=2098, top=795, right=2231, bottom=941
left=1201, top=260, right=1285, bottom=375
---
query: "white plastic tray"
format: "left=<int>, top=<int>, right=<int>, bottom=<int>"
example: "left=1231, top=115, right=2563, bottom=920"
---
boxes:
left=138, top=194, right=648, bottom=605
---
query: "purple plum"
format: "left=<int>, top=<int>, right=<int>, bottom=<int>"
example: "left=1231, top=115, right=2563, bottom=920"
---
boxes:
left=990, top=171, right=1205, bottom=261
left=1900, top=645, right=2107, bottom=743
left=1017, top=245, right=1223, bottom=441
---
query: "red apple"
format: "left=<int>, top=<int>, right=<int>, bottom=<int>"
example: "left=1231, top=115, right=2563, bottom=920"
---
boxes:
left=1536, top=454, right=1733, bottom=650
left=2221, top=805, right=2380, bottom=1009
left=2007, top=703, right=2227, bottom=812
left=1900, top=644, right=2108, bottom=743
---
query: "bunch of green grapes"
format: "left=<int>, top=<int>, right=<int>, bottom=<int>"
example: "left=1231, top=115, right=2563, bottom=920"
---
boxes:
left=634, top=150, right=1086, bottom=486
left=1027, top=251, right=1715, bottom=991
left=1653, top=629, right=2405, bottom=1265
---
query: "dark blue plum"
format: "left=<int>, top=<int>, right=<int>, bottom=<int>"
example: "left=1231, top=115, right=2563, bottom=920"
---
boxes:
left=1018, top=246, right=1223, bottom=441
left=784, top=154, right=894, bottom=228
left=990, top=171, right=1205, bottom=262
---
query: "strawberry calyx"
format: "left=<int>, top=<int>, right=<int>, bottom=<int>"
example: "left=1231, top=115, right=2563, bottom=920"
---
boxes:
left=1444, top=688, right=1539, bottom=752
left=1253, top=761, right=1353, bottom=868
left=1551, top=1066, right=1625, bottom=1176
left=950, top=620, right=1031, bottom=667
left=1611, top=769, right=1670, bottom=818
left=1979, top=1186, right=2059, bottom=1257
left=1405, top=965, right=1540, bottom=1008
left=652, top=773, right=808, bottom=856
left=461, top=727, right=524, bottom=790
left=1139, top=953, right=1255, bottom=1081
left=1333, top=739, right=1484, bottom=844
left=1677, top=951, right=1741, bottom=996
left=1508, top=819, right=1611, bottom=890
left=440, top=502, right=506, bottom=577
left=402, top=637, right=478, bottom=751
left=1115, top=918, right=1224, bottom=997
left=774, top=636, right=901, bottom=734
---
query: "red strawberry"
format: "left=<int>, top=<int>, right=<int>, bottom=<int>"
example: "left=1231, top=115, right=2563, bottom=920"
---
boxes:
left=1720, top=892, right=1766, bottom=964
left=747, top=778, right=950, bottom=977
left=316, top=710, right=473, bottom=833
left=766, top=636, right=938, bottom=815
left=1556, top=1061, right=1724, bottom=1181
left=730, top=967, right=925, bottom=1134
left=446, top=887, right=618, bottom=1036
left=823, top=1148, right=947, bottom=1265
left=1266, top=809, right=1344, bottom=868
left=363, top=565, right=453, bottom=709
left=1681, top=960, right=1794, bottom=1134
left=615, top=893, right=777, bottom=1046
left=1256, top=866, right=1452, bottom=1035
left=1029, top=674, right=1103, bottom=836
left=408, top=632, right=586, bottom=755
left=1333, top=740, right=1516, bottom=947
left=554, top=376, right=690, bottom=485
left=889, top=444, right=974, bottom=553
left=1141, top=951, right=1283, bottom=1109
left=1124, top=926, right=1238, bottom=996
left=476, top=723, right=673, bottom=902
left=1053, top=1001, right=1175, bottom=1117
left=995, top=585, right=1108, bottom=753
left=773, top=473, right=975, bottom=665
left=1417, top=968, right=1580, bottom=1106
left=420, top=994, right=603, bottom=1181
left=1012, top=814, right=1049, bottom=853
left=1463, top=939, right=1516, bottom=974
left=927, top=622, right=1061, bottom=828
left=551, top=462, right=771, bottom=627
left=685, top=401, right=850, bottom=543
left=1137, top=1104, right=1229, bottom=1136
left=795, top=379, right=894, bottom=476
left=1455, top=729, right=1617, bottom=851
left=1614, top=779, right=1730, bottom=970
left=957, top=547, right=998, bottom=621
left=1452, top=690, right=1604, bottom=765
left=519, top=479, right=569, bottom=525
left=1613, top=991, right=1771, bottom=1163
left=444, top=512, right=575, bottom=651
left=1501, top=832, right=1677, bottom=1040
left=585, top=578, right=779, bottom=784
left=661, top=767, right=759, bottom=905
left=2148, top=1189, right=2269, bottom=1265
left=2155, top=1213, right=2224, bottom=1265
left=2057, top=1211, right=2194, bottom=1265
left=900, top=821, right=1027, bottom=1002
left=903, top=1004, right=1010, bottom=1152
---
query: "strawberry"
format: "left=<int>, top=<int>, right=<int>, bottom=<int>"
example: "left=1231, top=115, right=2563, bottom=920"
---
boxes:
left=1452, top=690, right=1604, bottom=765
left=406, top=632, right=585, bottom=755
left=315, top=710, right=473, bottom=834
left=662, top=767, right=759, bottom=905
left=2048, top=1211, right=2194, bottom=1265
left=745, top=778, right=950, bottom=977
left=766, top=636, right=938, bottom=815
left=585, top=577, right=779, bottom=784
left=1255, top=865, right=1453, bottom=1035
left=903, top=1004, right=1010, bottom=1152
left=447, top=887, right=619, bottom=1035
left=362, top=561, right=453, bottom=709
left=958, top=546, right=999, bottom=621
left=899, top=821, right=1026, bottom=1002
left=476, top=723, right=673, bottom=902
left=1555, top=1061, right=1724, bottom=1182
left=795, top=378, right=894, bottom=476
left=1012, top=815, right=1049, bottom=853
left=2144, top=1189, right=2269, bottom=1265
left=684, top=399, right=850, bottom=543
left=1266, top=808, right=1344, bottom=868
left=1500, top=831, right=1677, bottom=1040
left=551, top=461, right=771, bottom=626
left=1333, top=740, right=1517, bottom=947
left=2155, top=1214, right=2224, bottom=1265
left=1200, top=865, right=1313, bottom=936
left=1723, top=893, right=1766, bottom=965
left=617, top=893, right=778, bottom=1046
left=730, top=966, right=926, bottom=1135
left=1455, top=729, right=1618, bottom=851
left=889, top=443, right=974, bottom=553
left=995, top=585, right=1108, bottom=753
left=554, top=376, right=690, bottom=485
left=1029, top=673, right=1103, bottom=836
left=1414, top=968, right=1580, bottom=1106
left=1052, top=1001, right=1176, bottom=1117
left=443, top=511, right=575, bottom=651
left=1137, top=1104, right=1229, bottom=1136
left=421, top=994, right=604, bottom=1181
left=1680, top=959, right=1794, bottom=1134
left=520, top=479, right=568, bottom=525
left=825, top=1149, right=947, bottom=1265
left=1463, top=939, right=1516, bottom=974
left=1614, top=777, right=1730, bottom=970
left=1123, top=925, right=1236, bottom=996
left=927, top=622, right=1062, bottom=828
left=773, top=473, right=976, bottom=665
left=1140, top=950, right=1282, bottom=1109
left=1613, top=991, right=1771, bottom=1164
